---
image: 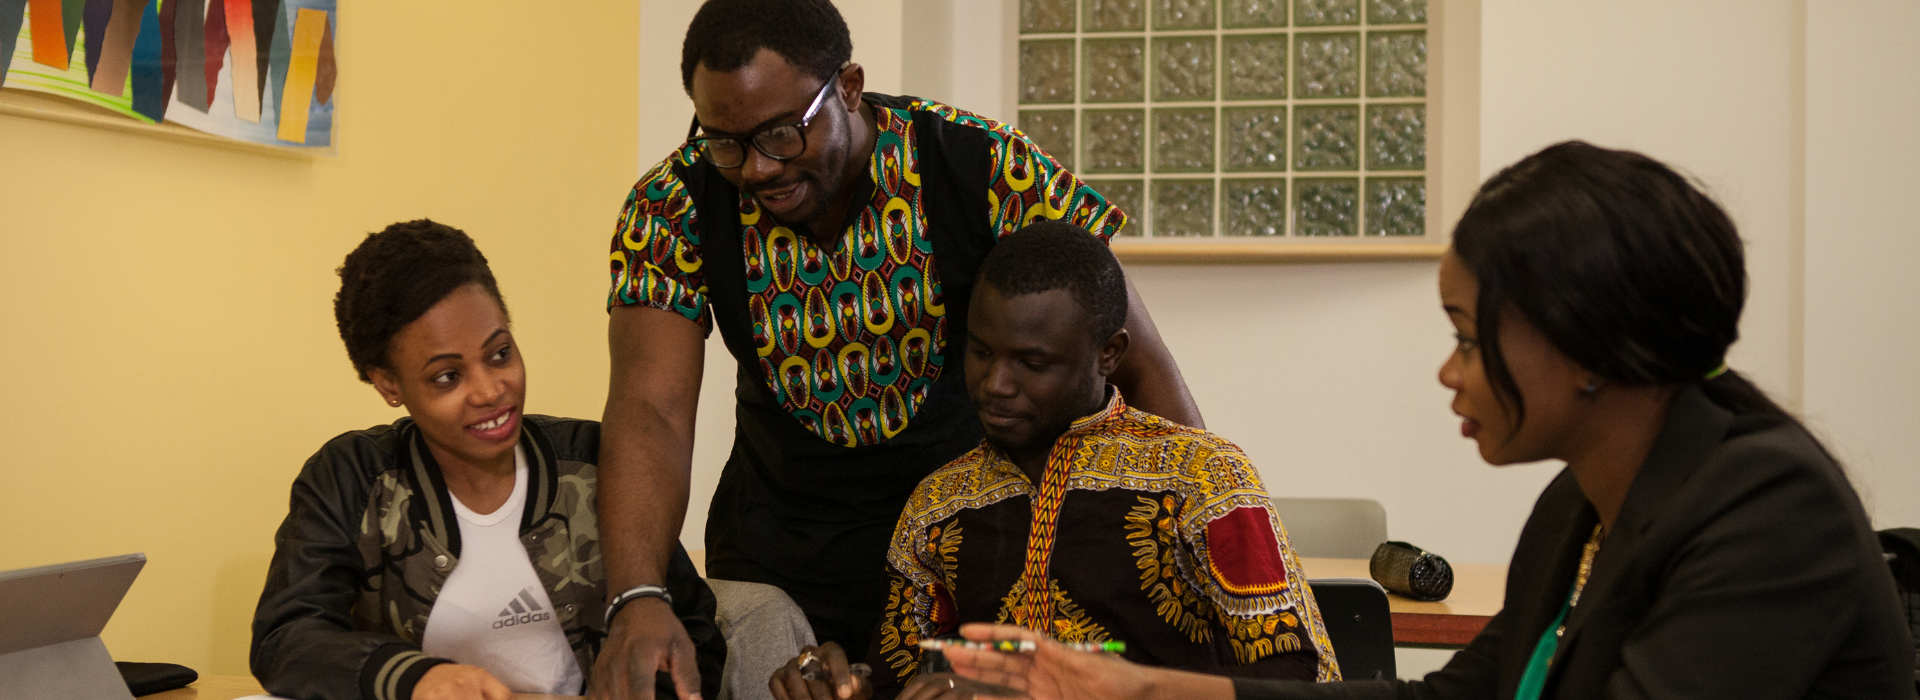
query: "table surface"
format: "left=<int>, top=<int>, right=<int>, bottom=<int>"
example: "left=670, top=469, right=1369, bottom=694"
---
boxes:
left=1300, top=557, right=1506, bottom=647
left=151, top=558, right=1505, bottom=700
left=140, top=675, right=580, bottom=700
left=1298, top=557, right=1505, bottom=617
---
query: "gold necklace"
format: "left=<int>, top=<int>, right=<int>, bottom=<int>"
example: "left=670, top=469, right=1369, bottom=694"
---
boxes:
left=1555, top=524, right=1605, bottom=645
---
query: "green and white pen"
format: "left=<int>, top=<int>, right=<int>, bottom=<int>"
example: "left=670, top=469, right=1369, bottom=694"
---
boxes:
left=920, top=639, right=1127, bottom=654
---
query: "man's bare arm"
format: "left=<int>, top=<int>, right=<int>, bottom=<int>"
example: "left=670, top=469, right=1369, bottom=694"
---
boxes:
left=1108, top=274, right=1204, bottom=428
left=601, top=304, right=705, bottom=591
left=592, top=304, right=707, bottom=700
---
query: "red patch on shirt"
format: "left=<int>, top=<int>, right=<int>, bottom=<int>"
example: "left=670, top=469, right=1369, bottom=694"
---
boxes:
left=1205, top=507, right=1291, bottom=596
left=931, top=584, right=958, bottom=634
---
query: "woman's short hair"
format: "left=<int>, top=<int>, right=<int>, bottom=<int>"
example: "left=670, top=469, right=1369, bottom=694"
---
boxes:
left=334, top=220, right=507, bottom=382
left=1454, top=140, right=1785, bottom=424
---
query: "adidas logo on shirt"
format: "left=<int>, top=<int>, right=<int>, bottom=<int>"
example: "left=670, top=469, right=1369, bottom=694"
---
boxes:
left=493, top=587, right=553, bottom=629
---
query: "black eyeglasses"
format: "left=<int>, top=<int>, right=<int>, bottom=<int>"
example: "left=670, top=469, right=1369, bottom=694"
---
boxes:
left=688, top=72, right=840, bottom=169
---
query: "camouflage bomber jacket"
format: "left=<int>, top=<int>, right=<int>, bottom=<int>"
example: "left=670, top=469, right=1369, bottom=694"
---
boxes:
left=250, top=415, right=724, bottom=700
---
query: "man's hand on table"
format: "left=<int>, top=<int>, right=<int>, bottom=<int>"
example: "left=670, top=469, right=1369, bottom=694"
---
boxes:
left=589, top=597, right=702, bottom=700
left=415, top=664, right=513, bottom=700
left=894, top=673, right=998, bottom=700
left=768, top=642, right=994, bottom=700
left=769, top=642, right=871, bottom=700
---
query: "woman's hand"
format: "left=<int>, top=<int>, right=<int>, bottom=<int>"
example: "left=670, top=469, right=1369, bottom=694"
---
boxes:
left=938, top=625, right=1135, bottom=700
left=942, top=624, right=1230, bottom=700
left=769, top=642, right=871, bottom=700
left=413, top=664, right=513, bottom=700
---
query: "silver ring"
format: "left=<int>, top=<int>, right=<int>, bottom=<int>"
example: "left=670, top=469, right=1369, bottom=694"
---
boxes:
left=946, top=678, right=956, bottom=689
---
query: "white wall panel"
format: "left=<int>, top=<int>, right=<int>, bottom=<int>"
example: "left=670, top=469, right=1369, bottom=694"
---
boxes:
left=1803, top=2, right=1920, bottom=529
left=643, top=0, right=1918, bottom=557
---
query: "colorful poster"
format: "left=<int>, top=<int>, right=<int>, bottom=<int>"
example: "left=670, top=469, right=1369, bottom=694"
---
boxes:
left=2, top=0, right=335, bottom=148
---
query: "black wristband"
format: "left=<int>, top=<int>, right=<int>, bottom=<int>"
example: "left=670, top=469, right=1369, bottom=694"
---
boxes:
left=605, top=584, right=674, bottom=626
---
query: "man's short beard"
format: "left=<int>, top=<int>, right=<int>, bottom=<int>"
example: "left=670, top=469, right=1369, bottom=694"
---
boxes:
left=988, top=370, right=1108, bottom=465
left=762, top=174, right=829, bottom=225
left=768, top=116, right=852, bottom=227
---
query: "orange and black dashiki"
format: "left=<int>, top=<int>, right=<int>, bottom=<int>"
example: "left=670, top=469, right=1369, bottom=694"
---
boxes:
left=865, top=390, right=1340, bottom=697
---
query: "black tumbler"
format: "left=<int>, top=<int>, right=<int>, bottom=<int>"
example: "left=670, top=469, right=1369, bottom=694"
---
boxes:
left=922, top=645, right=954, bottom=674
left=1369, top=541, right=1454, bottom=601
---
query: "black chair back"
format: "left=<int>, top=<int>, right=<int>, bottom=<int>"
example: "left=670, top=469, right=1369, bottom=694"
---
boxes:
left=1308, top=578, right=1397, bottom=680
left=1877, top=528, right=1920, bottom=692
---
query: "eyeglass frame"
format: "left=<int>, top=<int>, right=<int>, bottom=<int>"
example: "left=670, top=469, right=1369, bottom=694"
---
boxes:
left=686, top=70, right=843, bottom=169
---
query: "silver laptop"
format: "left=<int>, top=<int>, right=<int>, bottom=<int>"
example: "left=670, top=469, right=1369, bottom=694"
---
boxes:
left=0, top=553, right=146, bottom=700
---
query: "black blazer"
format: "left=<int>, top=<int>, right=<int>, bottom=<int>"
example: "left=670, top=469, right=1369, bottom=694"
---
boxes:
left=1239, top=386, right=1916, bottom=699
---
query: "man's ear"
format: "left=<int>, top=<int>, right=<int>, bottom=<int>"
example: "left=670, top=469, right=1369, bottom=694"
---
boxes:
left=368, top=367, right=405, bottom=409
left=838, top=63, right=866, bottom=110
left=1096, top=328, right=1130, bottom=377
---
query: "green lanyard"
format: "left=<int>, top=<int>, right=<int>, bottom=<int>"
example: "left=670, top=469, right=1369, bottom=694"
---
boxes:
left=1516, top=525, right=1604, bottom=700
left=1514, top=589, right=1574, bottom=700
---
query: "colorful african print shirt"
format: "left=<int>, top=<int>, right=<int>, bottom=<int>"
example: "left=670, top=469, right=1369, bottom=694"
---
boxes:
left=607, top=98, right=1126, bottom=448
left=866, top=390, right=1342, bottom=696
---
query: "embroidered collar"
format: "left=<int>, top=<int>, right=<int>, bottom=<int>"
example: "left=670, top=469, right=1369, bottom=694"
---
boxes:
left=979, top=386, right=1128, bottom=475
left=1062, top=385, right=1127, bottom=438
left=1013, top=386, right=1125, bottom=629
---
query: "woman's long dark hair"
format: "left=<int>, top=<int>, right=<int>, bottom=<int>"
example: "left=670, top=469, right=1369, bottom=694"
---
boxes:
left=1453, top=141, right=1792, bottom=427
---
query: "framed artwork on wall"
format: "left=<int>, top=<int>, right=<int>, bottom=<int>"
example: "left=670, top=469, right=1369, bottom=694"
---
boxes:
left=0, top=0, right=337, bottom=152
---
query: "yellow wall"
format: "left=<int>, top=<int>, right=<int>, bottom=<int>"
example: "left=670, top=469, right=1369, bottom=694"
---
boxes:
left=0, top=2, right=637, bottom=675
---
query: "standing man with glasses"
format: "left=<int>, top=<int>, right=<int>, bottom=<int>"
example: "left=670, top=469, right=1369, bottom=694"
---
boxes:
left=592, top=1, right=1202, bottom=698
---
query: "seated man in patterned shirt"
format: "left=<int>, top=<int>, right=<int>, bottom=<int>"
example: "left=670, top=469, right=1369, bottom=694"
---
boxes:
left=768, top=222, right=1340, bottom=700
left=597, top=5, right=1204, bottom=693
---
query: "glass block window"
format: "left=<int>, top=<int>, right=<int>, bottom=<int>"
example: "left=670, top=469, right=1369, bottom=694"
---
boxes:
left=1018, top=0, right=1429, bottom=238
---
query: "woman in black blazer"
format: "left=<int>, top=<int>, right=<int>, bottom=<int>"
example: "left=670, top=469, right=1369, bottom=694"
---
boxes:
left=929, top=142, right=1917, bottom=699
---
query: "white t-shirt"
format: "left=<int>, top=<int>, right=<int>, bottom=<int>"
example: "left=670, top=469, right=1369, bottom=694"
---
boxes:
left=421, top=446, right=584, bottom=695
